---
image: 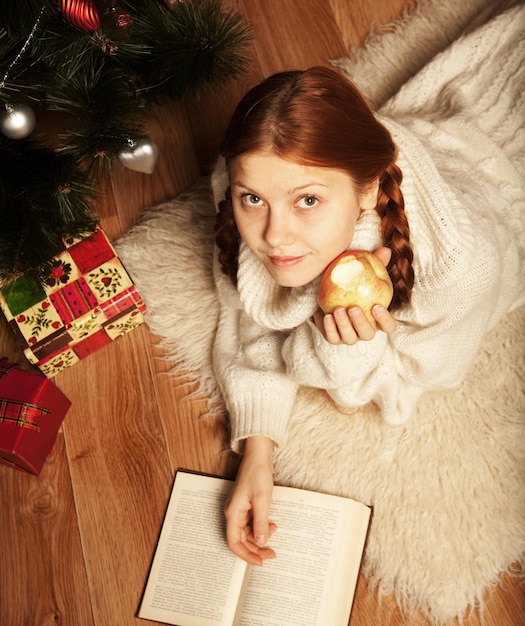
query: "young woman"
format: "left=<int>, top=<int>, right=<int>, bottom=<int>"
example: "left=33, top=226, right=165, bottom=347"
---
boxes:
left=211, top=66, right=524, bottom=566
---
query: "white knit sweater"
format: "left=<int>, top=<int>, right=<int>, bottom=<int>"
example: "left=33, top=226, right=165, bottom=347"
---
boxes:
left=212, top=6, right=525, bottom=451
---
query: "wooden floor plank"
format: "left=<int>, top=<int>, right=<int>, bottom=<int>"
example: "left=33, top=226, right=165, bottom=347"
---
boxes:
left=57, top=328, right=176, bottom=626
left=240, top=0, right=349, bottom=75
left=329, top=0, right=416, bottom=50
left=104, top=100, right=201, bottom=236
left=0, top=436, right=95, bottom=626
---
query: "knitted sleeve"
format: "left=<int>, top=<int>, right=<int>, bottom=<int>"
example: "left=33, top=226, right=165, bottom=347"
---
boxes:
left=282, top=320, right=422, bottom=424
left=213, top=257, right=298, bottom=452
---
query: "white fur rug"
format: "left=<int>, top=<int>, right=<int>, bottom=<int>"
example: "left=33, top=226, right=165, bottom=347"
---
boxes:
left=115, top=1, right=525, bottom=623
left=116, top=176, right=525, bottom=624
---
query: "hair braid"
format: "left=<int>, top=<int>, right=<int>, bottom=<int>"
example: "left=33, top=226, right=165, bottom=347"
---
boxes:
left=377, top=163, right=414, bottom=309
left=214, top=192, right=240, bottom=286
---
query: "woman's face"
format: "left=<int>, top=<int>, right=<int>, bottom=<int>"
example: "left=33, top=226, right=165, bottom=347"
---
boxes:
left=230, top=150, right=375, bottom=288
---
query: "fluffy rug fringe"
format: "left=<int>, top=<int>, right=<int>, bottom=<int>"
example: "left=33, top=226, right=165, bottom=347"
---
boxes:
left=116, top=180, right=224, bottom=416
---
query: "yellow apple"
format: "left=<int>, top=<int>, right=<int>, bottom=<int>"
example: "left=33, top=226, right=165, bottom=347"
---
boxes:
left=317, top=250, right=393, bottom=324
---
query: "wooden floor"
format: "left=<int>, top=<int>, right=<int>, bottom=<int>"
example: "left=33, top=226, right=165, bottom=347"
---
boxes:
left=1, top=1, right=523, bottom=625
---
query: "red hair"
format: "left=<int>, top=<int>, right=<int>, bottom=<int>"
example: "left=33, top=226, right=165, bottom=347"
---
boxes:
left=215, top=66, right=414, bottom=309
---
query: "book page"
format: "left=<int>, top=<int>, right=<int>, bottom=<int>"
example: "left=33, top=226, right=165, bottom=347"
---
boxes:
left=233, top=485, right=370, bottom=626
left=138, top=472, right=247, bottom=626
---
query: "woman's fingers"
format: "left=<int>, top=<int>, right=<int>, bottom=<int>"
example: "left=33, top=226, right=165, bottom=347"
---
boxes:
left=371, top=304, right=397, bottom=333
left=316, top=304, right=397, bottom=345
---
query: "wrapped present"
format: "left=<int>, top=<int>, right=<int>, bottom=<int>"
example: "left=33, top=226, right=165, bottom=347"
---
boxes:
left=0, top=227, right=146, bottom=377
left=0, top=359, right=71, bottom=474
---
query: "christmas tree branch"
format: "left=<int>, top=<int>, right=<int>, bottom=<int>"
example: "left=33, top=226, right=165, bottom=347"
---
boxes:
left=0, top=0, right=253, bottom=282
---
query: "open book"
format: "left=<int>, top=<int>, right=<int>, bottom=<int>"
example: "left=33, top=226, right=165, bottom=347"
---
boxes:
left=138, top=470, right=371, bottom=626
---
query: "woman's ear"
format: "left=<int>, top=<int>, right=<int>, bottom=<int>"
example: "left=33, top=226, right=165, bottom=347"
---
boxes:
left=359, top=179, right=380, bottom=211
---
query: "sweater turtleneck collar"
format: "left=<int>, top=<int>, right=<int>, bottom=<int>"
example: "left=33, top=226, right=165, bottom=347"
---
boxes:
left=236, top=209, right=382, bottom=331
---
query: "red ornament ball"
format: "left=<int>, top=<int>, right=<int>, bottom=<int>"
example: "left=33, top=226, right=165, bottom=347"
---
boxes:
left=60, top=0, right=101, bottom=31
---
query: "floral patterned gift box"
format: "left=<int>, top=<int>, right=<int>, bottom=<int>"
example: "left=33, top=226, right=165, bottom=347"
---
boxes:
left=0, top=227, right=146, bottom=377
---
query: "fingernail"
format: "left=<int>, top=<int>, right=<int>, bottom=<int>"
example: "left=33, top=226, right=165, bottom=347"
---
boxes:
left=334, top=308, right=346, bottom=320
left=255, top=535, right=266, bottom=546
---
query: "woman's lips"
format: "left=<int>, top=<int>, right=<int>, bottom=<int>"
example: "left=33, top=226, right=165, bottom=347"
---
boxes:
left=269, top=255, right=306, bottom=267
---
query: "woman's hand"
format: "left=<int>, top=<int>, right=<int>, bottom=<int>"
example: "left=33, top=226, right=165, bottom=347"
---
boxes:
left=224, top=436, right=277, bottom=565
left=314, top=247, right=397, bottom=345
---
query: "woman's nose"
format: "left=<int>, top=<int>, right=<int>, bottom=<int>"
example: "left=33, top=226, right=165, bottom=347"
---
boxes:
left=263, top=209, right=295, bottom=247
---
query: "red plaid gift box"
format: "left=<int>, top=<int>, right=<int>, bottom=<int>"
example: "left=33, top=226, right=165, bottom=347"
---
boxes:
left=0, top=227, right=146, bottom=377
left=0, top=359, right=71, bottom=474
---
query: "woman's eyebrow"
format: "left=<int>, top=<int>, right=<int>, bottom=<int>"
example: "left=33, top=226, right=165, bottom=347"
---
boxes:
left=289, top=182, right=329, bottom=194
left=230, top=181, right=328, bottom=193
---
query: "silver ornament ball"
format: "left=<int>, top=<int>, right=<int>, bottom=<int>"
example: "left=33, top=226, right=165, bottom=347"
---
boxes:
left=0, top=103, right=36, bottom=139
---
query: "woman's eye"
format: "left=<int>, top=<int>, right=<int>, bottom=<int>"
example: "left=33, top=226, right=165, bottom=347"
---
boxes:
left=298, top=195, right=319, bottom=209
left=242, top=194, right=263, bottom=206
